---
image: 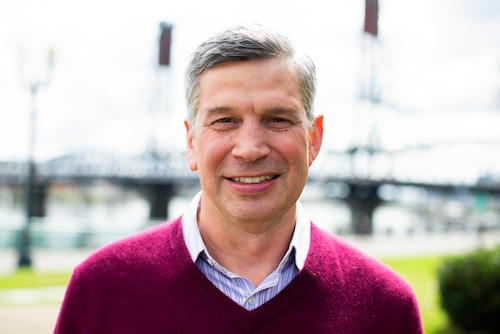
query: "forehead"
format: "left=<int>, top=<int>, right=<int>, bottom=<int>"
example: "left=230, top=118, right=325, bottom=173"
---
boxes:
left=197, top=58, right=301, bottom=110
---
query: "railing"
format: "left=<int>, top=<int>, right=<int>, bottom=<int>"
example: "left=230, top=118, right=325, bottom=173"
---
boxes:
left=0, top=140, right=499, bottom=190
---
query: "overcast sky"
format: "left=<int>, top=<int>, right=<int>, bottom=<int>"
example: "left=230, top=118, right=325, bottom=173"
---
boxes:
left=0, top=0, right=499, bottom=162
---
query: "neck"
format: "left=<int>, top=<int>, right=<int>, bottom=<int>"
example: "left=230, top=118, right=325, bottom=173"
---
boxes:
left=198, top=207, right=296, bottom=287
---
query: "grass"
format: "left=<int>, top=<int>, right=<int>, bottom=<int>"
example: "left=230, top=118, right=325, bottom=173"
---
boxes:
left=382, top=256, right=464, bottom=334
left=1, top=256, right=461, bottom=332
left=0, top=268, right=71, bottom=290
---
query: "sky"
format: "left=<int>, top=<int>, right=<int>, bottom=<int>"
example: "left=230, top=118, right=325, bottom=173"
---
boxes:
left=0, top=0, right=499, bottom=165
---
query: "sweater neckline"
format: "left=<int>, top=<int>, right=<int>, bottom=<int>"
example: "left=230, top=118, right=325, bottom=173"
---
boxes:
left=170, top=218, right=318, bottom=332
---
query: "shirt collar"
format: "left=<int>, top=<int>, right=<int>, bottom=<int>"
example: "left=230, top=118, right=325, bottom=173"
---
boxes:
left=181, top=191, right=310, bottom=270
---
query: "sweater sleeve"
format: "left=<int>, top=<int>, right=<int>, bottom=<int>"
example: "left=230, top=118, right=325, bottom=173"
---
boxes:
left=308, top=225, right=424, bottom=334
left=53, top=219, right=182, bottom=333
left=376, top=274, right=423, bottom=334
left=53, top=267, right=86, bottom=334
left=348, top=248, right=424, bottom=333
left=398, top=287, right=424, bottom=334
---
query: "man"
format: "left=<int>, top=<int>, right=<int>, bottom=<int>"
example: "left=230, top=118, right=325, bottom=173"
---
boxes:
left=55, top=24, right=423, bottom=333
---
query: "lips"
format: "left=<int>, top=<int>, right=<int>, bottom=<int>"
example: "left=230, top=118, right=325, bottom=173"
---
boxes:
left=231, top=175, right=275, bottom=184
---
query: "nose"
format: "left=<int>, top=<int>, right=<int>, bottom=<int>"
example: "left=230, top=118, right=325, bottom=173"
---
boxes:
left=231, top=120, right=270, bottom=162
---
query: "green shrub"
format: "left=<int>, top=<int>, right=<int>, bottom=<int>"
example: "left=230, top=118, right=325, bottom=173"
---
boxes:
left=437, top=246, right=500, bottom=333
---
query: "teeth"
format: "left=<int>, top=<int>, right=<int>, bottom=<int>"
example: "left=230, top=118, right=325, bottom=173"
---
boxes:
left=233, top=176, right=273, bottom=184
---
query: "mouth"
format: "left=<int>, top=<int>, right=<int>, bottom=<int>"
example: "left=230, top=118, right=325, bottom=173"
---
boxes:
left=230, top=175, right=277, bottom=184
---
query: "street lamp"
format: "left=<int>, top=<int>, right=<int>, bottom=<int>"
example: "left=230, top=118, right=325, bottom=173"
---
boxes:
left=17, top=48, right=54, bottom=267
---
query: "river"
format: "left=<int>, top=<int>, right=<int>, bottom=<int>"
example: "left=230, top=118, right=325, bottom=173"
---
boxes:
left=0, top=182, right=497, bottom=249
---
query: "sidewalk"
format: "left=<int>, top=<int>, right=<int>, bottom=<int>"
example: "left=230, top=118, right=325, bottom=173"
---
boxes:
left=0, top=248, right=94, bottom=334
left=0, top=305, right=61, bottom=334
left=0, top=230, right=499, bottom=334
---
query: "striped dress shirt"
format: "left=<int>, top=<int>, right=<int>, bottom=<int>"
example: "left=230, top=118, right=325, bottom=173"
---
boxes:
left=182, top=191, right=311, bottom=310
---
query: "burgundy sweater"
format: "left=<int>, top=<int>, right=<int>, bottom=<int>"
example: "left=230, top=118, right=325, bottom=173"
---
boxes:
left=55, top=217, right=423, bottom=333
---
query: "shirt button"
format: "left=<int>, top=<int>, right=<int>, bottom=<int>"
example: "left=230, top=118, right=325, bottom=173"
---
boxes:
left=247, top=296, right=256, bottom=306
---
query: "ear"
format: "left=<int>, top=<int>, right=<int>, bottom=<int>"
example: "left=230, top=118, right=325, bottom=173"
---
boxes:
left=184, top=120, right=198, bottom=171
left=308, top=115, right=323, bottom=166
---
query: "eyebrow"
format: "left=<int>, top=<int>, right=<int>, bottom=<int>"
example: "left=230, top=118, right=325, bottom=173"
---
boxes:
left=266, top=108, right=302, bottom=116
left=204, top=106, right=301, bottom=116
left=204, top=106, right=233, bottom=115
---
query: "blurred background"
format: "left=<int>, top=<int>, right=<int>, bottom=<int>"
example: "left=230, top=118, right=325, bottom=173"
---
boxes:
left=0, top=0, right=500, bottom=331
left=1, top=0, right=499, bottom=248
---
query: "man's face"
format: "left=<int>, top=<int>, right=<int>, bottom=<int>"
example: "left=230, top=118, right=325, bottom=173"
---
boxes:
left=185, top=58, right=323, bottom=226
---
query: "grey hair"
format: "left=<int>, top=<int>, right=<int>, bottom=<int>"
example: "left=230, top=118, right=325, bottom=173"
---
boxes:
left=184, top=24, right=317, bottom=131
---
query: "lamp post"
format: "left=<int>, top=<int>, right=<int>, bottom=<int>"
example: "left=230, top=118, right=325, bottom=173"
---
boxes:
left=17, top=48, right=54, bottom=267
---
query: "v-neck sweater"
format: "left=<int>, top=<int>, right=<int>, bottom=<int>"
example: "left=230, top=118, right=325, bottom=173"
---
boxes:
left=55, top=216, right=423, bottom=333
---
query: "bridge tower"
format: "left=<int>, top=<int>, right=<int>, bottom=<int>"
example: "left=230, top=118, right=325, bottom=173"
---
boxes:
left=342, top=0, right=383, bottom=234
left=344, top=183, right=381, bottom=234
left=137, top=22, right=177, bottom=220
left=142, top=183, right=176, bottom=220
left=146, top=22, right=174, bottom=159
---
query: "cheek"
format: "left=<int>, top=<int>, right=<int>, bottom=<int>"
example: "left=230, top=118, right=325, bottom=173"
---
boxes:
left=194, top=133, right=229, bottom=169
left=278, top=136, right=310, bottom=164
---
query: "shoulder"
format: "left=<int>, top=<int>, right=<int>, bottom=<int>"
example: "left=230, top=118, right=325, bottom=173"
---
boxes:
left=56, top=216, right=193, bottom=331
left=306, top=224, right=421, bottom=325
left=307, top=224, right=414, bottom=295
left=74, top=217, right=184, bottom=276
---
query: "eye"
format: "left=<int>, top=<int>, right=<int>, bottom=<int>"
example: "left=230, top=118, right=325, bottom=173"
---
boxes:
left=211, top=117, right=239, bottom=131
left=267, top=117, right=292, bottom=129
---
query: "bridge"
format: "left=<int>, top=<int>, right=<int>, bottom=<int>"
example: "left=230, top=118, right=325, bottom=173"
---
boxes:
left=1, top=139, right=499, bottom=235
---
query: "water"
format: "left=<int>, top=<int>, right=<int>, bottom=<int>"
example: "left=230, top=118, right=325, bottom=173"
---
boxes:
left=0, top=182, right=498, bottom=249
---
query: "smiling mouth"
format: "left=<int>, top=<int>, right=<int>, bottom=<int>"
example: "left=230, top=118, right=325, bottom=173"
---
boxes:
left=231, top=176, right=276, bottom=184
